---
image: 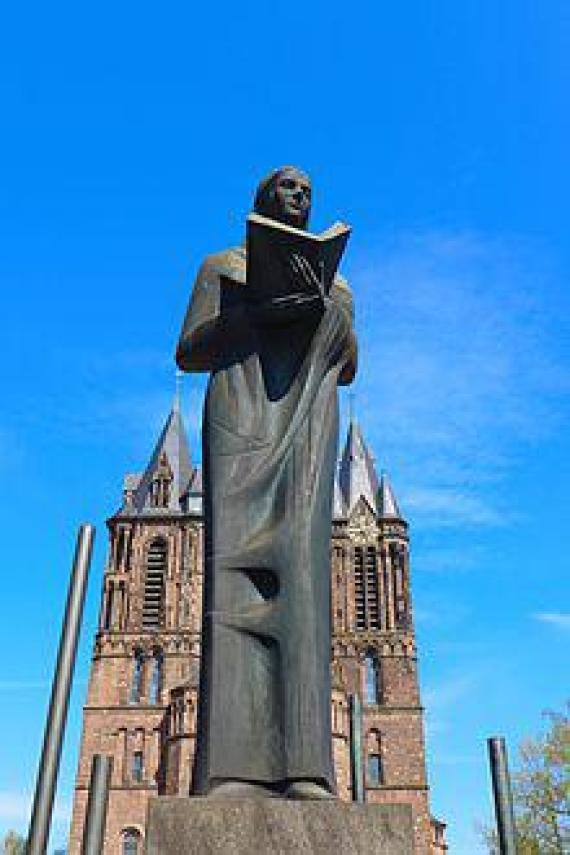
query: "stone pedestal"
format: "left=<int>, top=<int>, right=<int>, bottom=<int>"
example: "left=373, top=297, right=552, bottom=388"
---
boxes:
left=145, top=797, right=415, bottom=854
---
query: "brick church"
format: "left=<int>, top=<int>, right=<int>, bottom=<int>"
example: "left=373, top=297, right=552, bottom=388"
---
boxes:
left=68, top=395, right=447, bottom=854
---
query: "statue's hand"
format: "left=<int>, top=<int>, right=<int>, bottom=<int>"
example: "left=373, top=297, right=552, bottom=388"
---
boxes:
left=288, top=253, right=325, bottom=300
left=253, top=292, right=322, bottom=325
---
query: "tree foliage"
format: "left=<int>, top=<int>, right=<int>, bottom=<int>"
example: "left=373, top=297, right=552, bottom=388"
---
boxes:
left=0, top=831, right=26, bottom=855
left=482, top=702, right=569, bottom=854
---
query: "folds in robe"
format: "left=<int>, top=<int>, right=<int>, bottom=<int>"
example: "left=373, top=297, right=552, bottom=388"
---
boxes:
left=176, top=245, right=357, bottom=794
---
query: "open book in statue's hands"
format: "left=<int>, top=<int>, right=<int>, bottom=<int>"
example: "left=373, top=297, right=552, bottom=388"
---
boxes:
left=246, top=213, right=351, bottom=310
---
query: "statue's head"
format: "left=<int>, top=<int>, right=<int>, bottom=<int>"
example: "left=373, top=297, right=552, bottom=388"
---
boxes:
left=254, top=166, right=311, bottom=229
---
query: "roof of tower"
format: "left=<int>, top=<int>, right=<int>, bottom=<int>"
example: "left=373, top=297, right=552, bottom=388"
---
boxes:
left=187, top=466, right=203, bottom=494
left=122, top=404, right=194, bottom=515
left=332, top=475, right=346, bottom=520
left=378, top=471, right=402, bottom=519
left=338, top=418, right=380, bottom=515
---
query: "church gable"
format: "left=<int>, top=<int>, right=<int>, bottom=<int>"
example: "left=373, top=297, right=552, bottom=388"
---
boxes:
left=348, top=494, right=377, bottom=531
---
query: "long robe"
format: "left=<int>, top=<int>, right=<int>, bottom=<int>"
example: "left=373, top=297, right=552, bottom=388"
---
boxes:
left=176, top=245, right=357, bottom=794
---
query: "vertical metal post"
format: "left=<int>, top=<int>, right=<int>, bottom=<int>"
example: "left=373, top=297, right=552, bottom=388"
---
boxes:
left=488, top=737, right=517, bottom=855
left=349, top=693, right=365, bottom=803
left=27, top=524, right=96, bottom=855
left=81, top=755, right=113, bottom=855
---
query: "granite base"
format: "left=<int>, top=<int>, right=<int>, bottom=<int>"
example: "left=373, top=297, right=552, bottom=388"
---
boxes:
left=144, top=797, right=415, bottom=854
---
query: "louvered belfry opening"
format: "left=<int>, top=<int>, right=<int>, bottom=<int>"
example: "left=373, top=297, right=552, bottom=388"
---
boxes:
left=354, top=546, right=366, bottom=630
left=354, top=545, right=380, bottom=631
left=366, top=546, right=379, bottom=629
left=143, top=538, right=167, bottom=630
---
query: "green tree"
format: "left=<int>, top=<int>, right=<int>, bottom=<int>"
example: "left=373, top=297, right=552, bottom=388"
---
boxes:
left=482, top=702, right=569, bottom=854
left=0, top=831, right=26, bottom=855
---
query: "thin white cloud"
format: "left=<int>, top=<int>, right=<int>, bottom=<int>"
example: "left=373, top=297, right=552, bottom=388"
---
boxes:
left=411, top=607, right=436, bottom=626
left=9, top=233, right=568, bottom=531
left=423, top=672, right=481, bottom=740
left=431, top=753, right=480, bottom=767
left=0, top=791, right=71, bottom=823
left=532, top=612, right=570, bottom=630
left=413, top=597, right=472, bottom=632
left=424, top=673, right=478, bottom=711
left=14, top=346, right=206, bottom=460
left=404, top=487, right=505, bottom=528
left=348, top=230, right=569, bottom=530
left=414, top=545, right=486, bottom=575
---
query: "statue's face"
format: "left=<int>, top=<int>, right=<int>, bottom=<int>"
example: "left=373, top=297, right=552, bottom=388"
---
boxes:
left=273, top=169, right=311, bottom=228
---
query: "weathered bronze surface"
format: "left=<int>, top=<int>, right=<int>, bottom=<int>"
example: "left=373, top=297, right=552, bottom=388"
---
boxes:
left=176, top=167, right=357, bottom=798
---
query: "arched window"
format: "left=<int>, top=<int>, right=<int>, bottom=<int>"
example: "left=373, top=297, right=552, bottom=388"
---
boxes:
left=129, top=649, right=144, bottom=704
left=366, top=730, right=383, bottom=786
left=150, top=452, right=173, bottom=508
left=149, top=649, right=163, bottom=704
left=364, top=651, right=380, bottom=704
left=143, top=539, right=167, bottom=629
left=122, top=828, right=141, bottom=855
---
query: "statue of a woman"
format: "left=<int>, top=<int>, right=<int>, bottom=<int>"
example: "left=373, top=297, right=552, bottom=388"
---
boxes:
left=176, top=167, right=357, bottom=799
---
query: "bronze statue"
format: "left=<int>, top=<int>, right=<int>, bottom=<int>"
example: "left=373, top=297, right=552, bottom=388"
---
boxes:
left=176, top=167, right=357, bottom=799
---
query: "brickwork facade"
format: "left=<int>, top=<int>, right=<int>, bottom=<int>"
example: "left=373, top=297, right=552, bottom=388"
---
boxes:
left=68, top=408, right=446, bottom=853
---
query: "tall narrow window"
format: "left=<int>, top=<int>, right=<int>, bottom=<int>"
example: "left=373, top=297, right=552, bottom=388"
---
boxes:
left=391, top=544, right=409, bottom=629
left=176, top=697, right=185, bottom=733
left=367, top=731, right=383, bottom=786
left=102, top=584, right=113, bottom=630
left=150, top=451, right=173, bottom=508
left=132, top=750, right=144, bottom=783
left=143, top=539, right=167, bottom=629
left=149, top=650, right=163, bottom=704
left=117, top=528, right=126, bottom=567
left=367, top=753, right=382, bottom=785
left=129, top=650, right=144, bottom=704
left=364, top=652, right=379, bottom=704
left=122, top=829, right=141, bottom=855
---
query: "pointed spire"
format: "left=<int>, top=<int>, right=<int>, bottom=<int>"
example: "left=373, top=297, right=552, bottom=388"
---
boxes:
left=127, top=401, right=193, bottom=514
left=348, top=390, right=355, bottom=424
left=338, top=418, right=380, bottom=515
left=378, top=471, right=402, bottom=519
left=332, top=475, right=346, bottom=520
left=173, top=369, right=183, bottom=413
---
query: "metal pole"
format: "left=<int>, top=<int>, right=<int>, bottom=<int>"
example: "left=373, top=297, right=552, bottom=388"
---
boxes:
left=488, top=737, right=517, bottom=855
left=81, top=755, right=113, bottom=855
left=349, top=693, right=365, bottom=803
left=27, top=524, right=96, bottom=855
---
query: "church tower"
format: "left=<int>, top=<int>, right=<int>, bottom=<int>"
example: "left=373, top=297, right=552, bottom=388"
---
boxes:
left=69, top=407, right=446, bottom=854
left=68, top=398, right=204, bottom=854
left=330, top=419, right=438, bottom=854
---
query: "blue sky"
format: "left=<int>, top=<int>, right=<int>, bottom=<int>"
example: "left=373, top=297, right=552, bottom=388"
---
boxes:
left=1, top=2, right=569, bottom=852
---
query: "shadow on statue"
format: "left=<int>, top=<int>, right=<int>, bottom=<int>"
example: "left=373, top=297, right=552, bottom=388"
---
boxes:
left=145, top=167, right=415, bottom=853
